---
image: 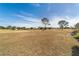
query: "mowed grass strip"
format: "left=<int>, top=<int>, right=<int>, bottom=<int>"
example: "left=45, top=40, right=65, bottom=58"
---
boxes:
left=0, top=29, right=78, bottom=56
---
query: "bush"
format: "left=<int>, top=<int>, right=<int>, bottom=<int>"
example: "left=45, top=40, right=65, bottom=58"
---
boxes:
left=73, top=33, right=79, bottom=39
left=72, top=46, right=79, bottom=56
left=71, top=30, right=79, bottom=36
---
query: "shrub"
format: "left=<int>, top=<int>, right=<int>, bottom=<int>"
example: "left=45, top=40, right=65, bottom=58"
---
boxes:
left=72, top=46, right=79, bottom=56
left=71, top=30, right=79, bottom=36
left=73, top=33, right=79, bottom=39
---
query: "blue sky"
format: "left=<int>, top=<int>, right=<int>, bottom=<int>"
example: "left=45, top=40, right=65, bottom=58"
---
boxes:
left=0, top=3, right=79, bottom=27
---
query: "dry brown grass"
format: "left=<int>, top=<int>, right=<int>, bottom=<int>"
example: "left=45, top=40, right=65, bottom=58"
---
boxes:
left=0, top=29, right=78, bottom=56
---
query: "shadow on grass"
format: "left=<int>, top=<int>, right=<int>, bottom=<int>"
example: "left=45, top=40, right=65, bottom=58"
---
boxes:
left=72, top=46, right=79, bottom=56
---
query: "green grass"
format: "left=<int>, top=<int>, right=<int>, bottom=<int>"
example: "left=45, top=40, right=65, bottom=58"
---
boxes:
left=73, top=33, right=79, bottom=39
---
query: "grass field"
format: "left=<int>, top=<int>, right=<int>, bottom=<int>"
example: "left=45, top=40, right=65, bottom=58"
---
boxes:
left=0, top=29, right=79, bottom=56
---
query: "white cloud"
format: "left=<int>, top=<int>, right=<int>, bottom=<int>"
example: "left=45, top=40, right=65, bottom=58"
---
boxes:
left=15, top=10, right=79, bottom=28
left=20, top=11, right=35, bottom=17
left=15, top=13, right=43, bottom=27
left=50, top=16, right=79, bottom=28
left=67, top=16, right=79, bottom=27
left=50, top=16, right=64, bottom=27
left=16, top=14, right=79, bottom=28
left=16, top=14, right=40, bottom=23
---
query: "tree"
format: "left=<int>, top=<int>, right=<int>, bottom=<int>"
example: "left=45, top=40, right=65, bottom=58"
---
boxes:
left=21, top=27, right=26, bottom=30
left=38, top=27, right=43, bottom=30
left=30, top=27, right=33, bottom=30
left=6, top=26, right=12, bottom=29
left=0, top=26, right=5, bottom=29
left=75, top=23, right=79, bottom=30
left=11, top=26, right=16, bottom=30
left=6, top=26, right=17, bottom=30
left=58, top=20, right=69, bottom=29
left=17, top=27, right=21, bottom=30
left=41, top=18, right=50, bottom=30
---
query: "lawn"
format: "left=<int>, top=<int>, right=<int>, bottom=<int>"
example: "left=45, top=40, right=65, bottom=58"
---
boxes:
left=0, top=29, right=78, bottom=56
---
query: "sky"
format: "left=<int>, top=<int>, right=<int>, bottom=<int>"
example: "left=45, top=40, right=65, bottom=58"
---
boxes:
left=0, top=3, right=79, bottom=28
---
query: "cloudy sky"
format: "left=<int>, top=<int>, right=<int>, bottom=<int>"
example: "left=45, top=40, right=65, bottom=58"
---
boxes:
left=0, top=3, right=79, bottom=28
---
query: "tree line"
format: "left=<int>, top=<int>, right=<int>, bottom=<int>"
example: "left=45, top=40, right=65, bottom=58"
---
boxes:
left=0, top=26, right=28, bottom=30
left=0, top=17, right=79, bottom=30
